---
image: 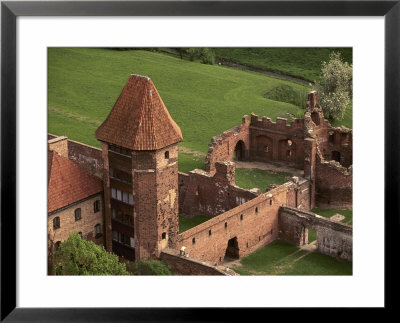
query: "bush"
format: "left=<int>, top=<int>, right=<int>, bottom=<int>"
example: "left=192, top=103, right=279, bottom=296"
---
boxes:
left=316, top=52, right=352, bottom=121
left=127, top=259, right=173, bottom=275
left=185, top=48, right=215, bottom=65
left=264, top=84, right=309, bottom=109
left=53, top=233, right=129, bottom=275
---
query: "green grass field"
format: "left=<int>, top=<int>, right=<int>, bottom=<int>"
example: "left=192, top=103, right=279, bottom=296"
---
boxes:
left=232, top=240, right=352, bottom=275
left=179, top=215, right=210, bottom=233
left=235, top=168, right=292, bottom=191
left=48, top=48, right=310, bottom=154
left=213, top=48, right=352, bottom=82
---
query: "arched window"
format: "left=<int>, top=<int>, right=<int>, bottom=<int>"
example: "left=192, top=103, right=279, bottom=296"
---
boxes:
left=165, top=151, right=169, bottom=159
left=54, top=241, right=61, bottom=251
left=53, top=217, right=60, bottom=230
left=74, top=208, right=81, bottom=221
left=162, top=232, right=166, bottom=240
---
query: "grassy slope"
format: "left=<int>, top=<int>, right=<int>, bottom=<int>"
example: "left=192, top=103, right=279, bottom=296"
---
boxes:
left=48, top=48, right=309, bottom=153
left=213, top=48, right=352, bottom=82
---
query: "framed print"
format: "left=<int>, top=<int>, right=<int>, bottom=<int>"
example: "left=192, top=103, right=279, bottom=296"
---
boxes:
left=1, top=0, right=399, bottom=321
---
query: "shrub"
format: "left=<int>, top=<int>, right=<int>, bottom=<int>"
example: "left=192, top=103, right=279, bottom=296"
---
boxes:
left=127, top=259, right=173, bottom=275
left=264, top=84, right=309, bottom=109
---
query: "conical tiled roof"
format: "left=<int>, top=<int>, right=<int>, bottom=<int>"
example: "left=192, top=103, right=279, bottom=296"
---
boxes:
left=96, top=74, right=183, bottom=150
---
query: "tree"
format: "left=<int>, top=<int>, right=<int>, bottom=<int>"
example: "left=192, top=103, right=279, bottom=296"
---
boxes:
left=53, top=233, right=129, bottom=275
left=126, top=259, right=173, bottom=275
left=316, top=52, right=352, bottom=121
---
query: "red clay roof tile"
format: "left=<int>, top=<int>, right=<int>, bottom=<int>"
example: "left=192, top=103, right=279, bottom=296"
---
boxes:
left=95, top=74, right=183, bottom=150
left=48, top=150, right=103, bottom=213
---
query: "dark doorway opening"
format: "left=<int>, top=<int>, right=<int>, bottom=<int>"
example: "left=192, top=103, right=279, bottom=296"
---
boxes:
left=331, top=151, right=341, bottom=162
left=225, top=237, right=239, bottom=259
left=234, top=140, right=245, bottom=161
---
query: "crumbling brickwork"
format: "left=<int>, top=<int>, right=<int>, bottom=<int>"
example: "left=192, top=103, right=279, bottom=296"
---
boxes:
left=179, top=161, right=260, bottom=218
left=249, top=114, right=305, bottom=169
left=205, top=116, right=250, bottom=174
left=278, top=206, right=352, bottom=261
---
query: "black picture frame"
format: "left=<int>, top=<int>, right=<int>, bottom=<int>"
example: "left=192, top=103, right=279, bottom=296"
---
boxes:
left=1, top=0, right=398, bottom=321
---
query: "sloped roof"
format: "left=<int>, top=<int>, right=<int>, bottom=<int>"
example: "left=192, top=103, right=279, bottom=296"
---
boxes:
left=48, top=150, right=103, bottom=213
left=96, top=74, right=183, bottom=150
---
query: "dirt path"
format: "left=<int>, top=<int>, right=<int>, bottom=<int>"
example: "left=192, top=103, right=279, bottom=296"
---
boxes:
left=161, top=48, right=311, bottom=86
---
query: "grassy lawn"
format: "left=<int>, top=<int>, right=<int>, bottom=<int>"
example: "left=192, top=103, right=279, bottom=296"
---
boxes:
left=232, top=240, right=352, bottom=275
left=311, top=208, right=352, bottom=225
left=213, top=48, right=352, bottom=83
left=178, top=152, right=205, bottom=173
left=48, top=48, right=309, bottom=154
left=179, top=215, right=210, bottom=233
left=235, top=168, right=292, bottom=191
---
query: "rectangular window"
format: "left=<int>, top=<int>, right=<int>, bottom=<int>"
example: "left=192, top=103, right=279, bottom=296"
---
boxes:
left=112, top=231, right=118, bottom=241
left=109, top=167, right=114, bottom=177
left=116, top=189, right=122, bottom=201
left=112, top=209, right=116, bottom=219
left=111, top=188, right=116, bottom=199
left=123, top=192, right=129, bottom=204
left=128, top=193, right=134, bottom=205
left=130, top=237, right=135, bottom=248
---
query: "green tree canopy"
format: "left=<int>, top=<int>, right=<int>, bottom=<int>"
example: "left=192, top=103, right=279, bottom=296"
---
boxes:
left=317, top=52, right=352, bottom=121
left=54, top=233, right=129, bottom=275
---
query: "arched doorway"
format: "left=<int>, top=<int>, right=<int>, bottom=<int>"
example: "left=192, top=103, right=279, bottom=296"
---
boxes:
left=225, top=237, right=239, bottom=259
left=234, top=140, right=245, bottom=161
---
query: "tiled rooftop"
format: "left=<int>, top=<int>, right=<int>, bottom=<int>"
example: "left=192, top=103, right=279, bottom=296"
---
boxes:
left=96, top=74, right=183, bottom=150
left=48, top=150, right=103, bottom=213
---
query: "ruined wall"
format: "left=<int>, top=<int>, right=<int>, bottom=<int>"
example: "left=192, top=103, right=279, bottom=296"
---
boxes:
left=48, top=134, right=104, bottom=179
left=160, top=248, right=237, bottom=275
left=303, top=93, right=353, bottom=208
left=176, top=185, right=288, bottom=266
left=249, top=113, right=305, bottom=169
left=179, top=161, right=260, bottom=218
left=278, top=207, right=352, bottom=261
left=205, top=116, right=250, bottom=174
left=315, top=150, right=352, bottom=208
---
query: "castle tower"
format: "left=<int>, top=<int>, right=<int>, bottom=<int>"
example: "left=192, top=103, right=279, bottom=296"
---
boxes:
left=96, top=74, right=183, bottom=261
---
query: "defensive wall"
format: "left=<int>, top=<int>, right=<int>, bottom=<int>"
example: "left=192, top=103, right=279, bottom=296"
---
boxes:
left=175, top=172, right=311, bottom=266
left=279, top=206, right=352, bottom=261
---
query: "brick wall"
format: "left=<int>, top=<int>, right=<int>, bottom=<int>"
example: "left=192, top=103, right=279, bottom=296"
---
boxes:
left=278, top=207, right=352, bottom=261
left=176, top=185, right=288, bottom=265
left=48, top=194, right=105, bottom=247
left=249, top=114, right=305, bottom=169
left=205, top=116, right=250, bottom=174
left=179, top=161, right=260, bottom=218
left=315, top=151, right=352, bottom=208
left=161, top=248, right=237, bottom=275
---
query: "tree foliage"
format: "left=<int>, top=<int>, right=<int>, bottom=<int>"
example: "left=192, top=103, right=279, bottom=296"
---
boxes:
left=54, top=233, right=129, bottom=275
left=180, top=48, right=215, bottom=65
left=317, top=52, right=352, bottom=121
left=126, top=259, right=173, bottom=275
